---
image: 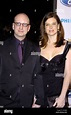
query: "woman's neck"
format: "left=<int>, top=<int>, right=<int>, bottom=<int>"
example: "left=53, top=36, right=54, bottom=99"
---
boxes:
left=47, top=35, right=57, bottom=45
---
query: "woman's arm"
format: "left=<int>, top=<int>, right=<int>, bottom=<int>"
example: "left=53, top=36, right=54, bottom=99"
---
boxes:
left=53, top=48, right=71, bottom=108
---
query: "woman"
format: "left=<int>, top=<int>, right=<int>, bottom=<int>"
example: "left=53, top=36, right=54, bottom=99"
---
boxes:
left=39, top=12, right=71, bottom=108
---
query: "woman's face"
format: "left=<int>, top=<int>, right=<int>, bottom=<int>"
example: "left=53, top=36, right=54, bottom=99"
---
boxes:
left=45, top=17, right=59, bottom=36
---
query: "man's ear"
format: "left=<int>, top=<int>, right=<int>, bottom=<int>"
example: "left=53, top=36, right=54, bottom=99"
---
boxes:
left=27, top=25, right=31, bottom=32
left=12, top=23, right=14, bottom=30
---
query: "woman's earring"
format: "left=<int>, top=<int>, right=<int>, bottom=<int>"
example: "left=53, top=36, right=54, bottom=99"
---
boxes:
left=57, top=29, right=61, bottom=34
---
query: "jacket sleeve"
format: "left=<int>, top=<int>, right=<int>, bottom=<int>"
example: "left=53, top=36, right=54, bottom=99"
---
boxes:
left=33, top=54, right=44, bottom=106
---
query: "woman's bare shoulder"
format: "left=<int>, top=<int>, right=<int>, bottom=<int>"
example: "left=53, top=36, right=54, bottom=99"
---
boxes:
left=63, top=39, right=67, bottom=44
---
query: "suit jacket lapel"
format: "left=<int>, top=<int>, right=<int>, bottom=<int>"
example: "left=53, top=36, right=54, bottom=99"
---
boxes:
left=22, top=39, right=33, bottom=63
left=9, top=38, right=20, bottom=65
left=7, top=37, right=36, bottom=65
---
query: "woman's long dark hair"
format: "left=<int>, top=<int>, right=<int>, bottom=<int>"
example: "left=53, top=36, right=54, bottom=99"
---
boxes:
left=40, top=12, right=65, bottom=48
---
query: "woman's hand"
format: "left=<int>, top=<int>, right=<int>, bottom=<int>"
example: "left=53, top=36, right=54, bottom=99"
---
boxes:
left=53, top=96, right=65, bottom=108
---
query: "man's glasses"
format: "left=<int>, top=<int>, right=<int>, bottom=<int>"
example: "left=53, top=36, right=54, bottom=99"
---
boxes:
left=14, top=22, right=30, bottom=27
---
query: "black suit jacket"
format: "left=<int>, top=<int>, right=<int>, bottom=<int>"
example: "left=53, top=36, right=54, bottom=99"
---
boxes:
left=0, top=36, right=44, bottom=108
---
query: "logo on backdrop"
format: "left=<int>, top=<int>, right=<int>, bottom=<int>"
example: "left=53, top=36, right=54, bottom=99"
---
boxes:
left=61, top=18, right=71, bottom=23
left=60, top=0, right=71, bottom=7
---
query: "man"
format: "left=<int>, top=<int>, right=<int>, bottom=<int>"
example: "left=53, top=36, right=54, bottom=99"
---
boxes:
left=0, top=13, right=44, bottom=108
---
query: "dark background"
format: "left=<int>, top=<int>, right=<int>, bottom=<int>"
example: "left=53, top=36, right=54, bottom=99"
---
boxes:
left=0, top=0, right=54, bottom=42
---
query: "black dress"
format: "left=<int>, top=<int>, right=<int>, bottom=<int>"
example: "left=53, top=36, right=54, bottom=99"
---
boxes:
left=40, top=41, right=71, bottom=108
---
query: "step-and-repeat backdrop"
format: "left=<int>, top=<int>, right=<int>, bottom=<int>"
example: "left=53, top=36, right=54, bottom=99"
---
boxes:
left=55, top=0, right=71, bottom=40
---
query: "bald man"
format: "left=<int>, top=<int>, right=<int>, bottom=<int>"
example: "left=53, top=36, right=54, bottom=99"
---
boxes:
left=0, top=13, right=44, bottom=108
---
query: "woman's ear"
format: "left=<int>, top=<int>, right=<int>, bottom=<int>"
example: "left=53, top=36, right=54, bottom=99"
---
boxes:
left=58, top=24, right=60, bottom=30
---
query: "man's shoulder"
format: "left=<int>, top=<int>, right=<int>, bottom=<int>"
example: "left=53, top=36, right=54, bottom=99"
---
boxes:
left=30, top=40, right=40, bottom=51
left=28, top=39, right=39, bottom=46
left=0, top=37, right=13, bottom=51
left=2, top=36, right=13, bottom=45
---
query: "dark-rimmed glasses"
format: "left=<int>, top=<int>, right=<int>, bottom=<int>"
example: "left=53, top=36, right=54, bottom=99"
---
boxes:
left=14, top=22, right=30, bottom=27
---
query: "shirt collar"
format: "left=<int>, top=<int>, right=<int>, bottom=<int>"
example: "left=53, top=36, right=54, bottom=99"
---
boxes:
left=13, top=36, right=27, bottom=47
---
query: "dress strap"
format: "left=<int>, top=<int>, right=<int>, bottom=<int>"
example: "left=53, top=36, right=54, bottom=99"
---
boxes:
left=63, top=41, right=71, bottom=58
